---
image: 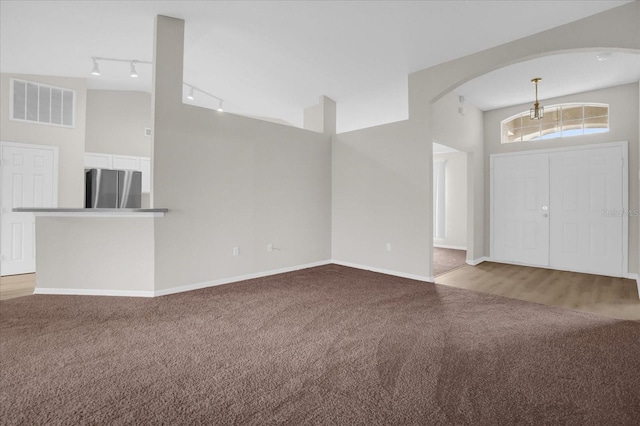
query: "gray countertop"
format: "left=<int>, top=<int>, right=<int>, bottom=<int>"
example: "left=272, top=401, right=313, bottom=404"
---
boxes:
left=14, top=208, right=168, bottom=213
left=13, top=208, right=168, bottom=217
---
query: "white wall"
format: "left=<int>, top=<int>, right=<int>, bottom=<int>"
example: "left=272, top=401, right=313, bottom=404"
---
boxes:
left=484, top=83, right=639, bottom=274
left=0, top=73, right=87, bottom=207
left=152, top=16, right=332, bottom=291
left=434, top=150, right=467, bottom=249
left=85, top=90, right=151, bottom=157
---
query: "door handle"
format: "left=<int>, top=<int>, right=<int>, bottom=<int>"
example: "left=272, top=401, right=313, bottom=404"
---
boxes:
left=543, top=213, right=548, bottom=217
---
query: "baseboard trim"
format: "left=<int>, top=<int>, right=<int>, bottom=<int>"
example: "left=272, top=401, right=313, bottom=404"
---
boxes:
left=32, top=259, right=640, bottom=299
left=489, top=258, right=637, bottom=280
left=331, top=260, right=433, bottom=283
left=433, top=244, right=467, bottom=251
left=33, top=287, right=155, bottom=298
left=466, top=257, right=490, bottom=266
left=153, top=260, right=333, bottom=297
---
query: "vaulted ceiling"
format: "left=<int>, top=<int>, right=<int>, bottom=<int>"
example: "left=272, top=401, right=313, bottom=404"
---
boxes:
left=1, top=1, right=636, bottom=133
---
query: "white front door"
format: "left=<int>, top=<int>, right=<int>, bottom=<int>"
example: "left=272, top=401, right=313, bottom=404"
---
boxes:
left=492, top=153, right=550, bottom=266
left=1, top=142, right=57, bottom=276
left=550, top=146, right=623, bottom=277
left=491, top=143, right=627, bottom=278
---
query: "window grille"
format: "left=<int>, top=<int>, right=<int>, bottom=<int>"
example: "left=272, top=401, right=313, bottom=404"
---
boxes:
left=501, top=103, right=608, bottom=144
left=11, top=79, right=75, bottom=128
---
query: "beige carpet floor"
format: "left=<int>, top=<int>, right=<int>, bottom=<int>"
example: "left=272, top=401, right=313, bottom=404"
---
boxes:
left=1, top=265, right=639, bottom=425
left=433, top=247, right=467, bottom=276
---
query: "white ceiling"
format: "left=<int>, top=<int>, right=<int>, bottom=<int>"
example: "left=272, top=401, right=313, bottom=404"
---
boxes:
left=1, top=1, right=635, bottom=133
left=457, top=51, right=640, bottom=111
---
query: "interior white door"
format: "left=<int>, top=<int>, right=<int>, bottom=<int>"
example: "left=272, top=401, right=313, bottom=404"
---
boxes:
left=550, top=146, right=623, bottom=277
left=1, top=143, right=56, bottom=276
left=492, top=153, right=550, bottom=266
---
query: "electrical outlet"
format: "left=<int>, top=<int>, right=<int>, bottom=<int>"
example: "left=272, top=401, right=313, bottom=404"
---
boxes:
left=233, top=246, right=239, bottom=256
left=267, top=243, right=273, bottom=252
left=386, top=243, right=391, bottom=251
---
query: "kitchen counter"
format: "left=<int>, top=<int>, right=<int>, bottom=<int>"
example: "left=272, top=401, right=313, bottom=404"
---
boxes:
left=18, top=209, right=165, bottom=296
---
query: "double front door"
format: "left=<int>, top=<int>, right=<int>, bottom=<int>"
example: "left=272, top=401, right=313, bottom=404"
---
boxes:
left=491, top=144, right=626, bottom=277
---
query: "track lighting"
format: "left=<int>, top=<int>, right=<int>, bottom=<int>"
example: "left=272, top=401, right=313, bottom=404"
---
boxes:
left=91, top=58, right=101, bottom=76
left=130, top=61, right=139, bottom=78
left=89, top=56, right=151, bottom=77
left=183, top=83, right=224, bottom=113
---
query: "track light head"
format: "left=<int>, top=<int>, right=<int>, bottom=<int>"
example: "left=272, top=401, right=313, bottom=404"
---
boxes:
left=187, top=88, right=195, bottom=100
left=217, top=100, right=224, bottom=112
left=91, top=58, right=101, bottom=76
left=130, top=61, right=139, bottom=78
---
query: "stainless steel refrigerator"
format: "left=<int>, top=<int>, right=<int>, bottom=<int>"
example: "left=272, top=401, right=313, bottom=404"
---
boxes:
left=85, top=168, right=142, bottom=208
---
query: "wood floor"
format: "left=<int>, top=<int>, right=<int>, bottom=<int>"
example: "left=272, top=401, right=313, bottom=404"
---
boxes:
left=436, top=262, right=640, bottom=321
left=0, top=274, right=35, bottom=300
left=2, top=264, right=639, bottom=320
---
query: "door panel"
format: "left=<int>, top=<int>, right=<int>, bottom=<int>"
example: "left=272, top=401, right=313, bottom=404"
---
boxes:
left=1, top=143, right=56, bottom=276
left=549, top=146, right=623, bottom=277
left=492, top=153, right=550, bottom=266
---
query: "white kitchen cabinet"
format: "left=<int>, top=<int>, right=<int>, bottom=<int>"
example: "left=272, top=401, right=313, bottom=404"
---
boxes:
left=84, top=152, right=151, bottom=193
left=139, top=158, right=151, bottom=193
left=113, top=155, right=140, bottom=171
left=84, top=152, right=112, bottom=169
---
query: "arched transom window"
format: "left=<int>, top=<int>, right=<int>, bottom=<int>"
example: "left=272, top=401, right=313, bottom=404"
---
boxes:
left=501, top=103, right=609, bottom=144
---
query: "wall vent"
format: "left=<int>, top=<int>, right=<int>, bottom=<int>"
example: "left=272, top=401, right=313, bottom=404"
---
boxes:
left=11, top=78, right=75, bottom=128
left=144, top=128, right=152, bottom=137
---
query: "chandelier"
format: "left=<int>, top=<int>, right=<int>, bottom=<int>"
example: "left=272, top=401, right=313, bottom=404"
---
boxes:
left=530, top=78, right=544, bottom=120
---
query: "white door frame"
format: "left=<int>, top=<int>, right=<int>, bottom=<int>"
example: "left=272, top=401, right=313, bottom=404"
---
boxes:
left=1, top=141, right=59, bottom=275
left=490, top=141, right=629, bottom=277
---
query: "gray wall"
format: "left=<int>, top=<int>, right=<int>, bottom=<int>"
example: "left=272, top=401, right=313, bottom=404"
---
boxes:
left=332, top=120, right=431, bottom=278
left=85, top=90, right=152, bottom=157
left=0, top=73, right=87, bottom=207
left=484, top=82, right=639, bottom=273
left=431, top=92, right=484, bottom=260
left=35, top=217, right=155, bottom=293
left=152, top=16, right=332, bottom=291
left=331, top=89, right=483, bottom=279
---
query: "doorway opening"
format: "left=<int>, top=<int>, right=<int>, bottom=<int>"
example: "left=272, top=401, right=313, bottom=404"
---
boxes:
left=433, top=142, right=468, bottom=277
